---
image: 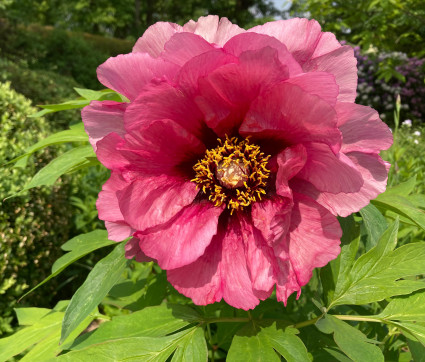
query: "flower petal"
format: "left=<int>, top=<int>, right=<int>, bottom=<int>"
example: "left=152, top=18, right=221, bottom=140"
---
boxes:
left=137, top=202, right=223, bottom=269
left=125, top=237, right=154, bottom=263
left=133, top=21, right=183, bottom=56
left=303, top=46, right=357, bottom=102
left=337, top=103, right=393, bottom=153
left=287, top=192, right=341, bottom=286
left=183, top=15, right=245, bottom=46
left=168, top=217, right=260, bottom=310
left=81, top=101, right=127, bottom=150
left=97, top=52, right=179, bottom=101
left=240, top=82, right=341, bottom=152
left=117, top=175, right=198, bottom=232
left=297, top=143, right=364, bottom=193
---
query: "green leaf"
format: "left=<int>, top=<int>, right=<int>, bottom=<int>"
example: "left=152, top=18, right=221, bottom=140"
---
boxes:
left=330, top=220, right=425, bottom=307
left=315, top=315, right=384, bottom=362
left=171, top=327, right=208, bottom=362
left=14, top=308, right=51, bottom=326
left=227, top=322, right=309, bottom=362
left=359, top=203, right=388, bottom=249
left=20, top=230, right=115, bottom=300
left=61, top=242, right=127, bottom=343
left=56, top=327, right=203, bottom=361
left=383, top=177, right=416, bottom=197
left=14, top=145, right=95, bottom=195
left=5, top=122, right=88, bottom=168
left=390, top=321, right=425, bottom=347
left=69, top=304, right=201, bottom=350
left=377, top=291, right=425, bottom=322
left=73, top=88, right=125, bottom=102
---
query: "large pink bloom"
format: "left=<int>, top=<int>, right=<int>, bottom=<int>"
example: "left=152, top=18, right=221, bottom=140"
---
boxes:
left=82, top=16, right=392, bottom=310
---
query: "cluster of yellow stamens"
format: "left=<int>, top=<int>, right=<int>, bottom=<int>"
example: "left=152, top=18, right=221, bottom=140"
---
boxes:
left=192, top=136, right=271, bottom=213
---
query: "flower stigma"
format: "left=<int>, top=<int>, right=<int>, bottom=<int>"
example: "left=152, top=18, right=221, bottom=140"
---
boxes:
left=192, top=136, right=271, bottom=214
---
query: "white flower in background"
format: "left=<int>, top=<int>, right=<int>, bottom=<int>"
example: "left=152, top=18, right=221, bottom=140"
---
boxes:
left=413, top=131, right=421, bottom=137
left=402, top=119, right=412, bottom=127
left=414, top=139, right=419, bottom=144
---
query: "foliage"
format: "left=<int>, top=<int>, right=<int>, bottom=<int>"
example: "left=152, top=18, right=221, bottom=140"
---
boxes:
left=289, top=0, right=425, bottom=58
left=1, top=88, right=425, bottom=361
left=0, top=82, right=76, bottom=335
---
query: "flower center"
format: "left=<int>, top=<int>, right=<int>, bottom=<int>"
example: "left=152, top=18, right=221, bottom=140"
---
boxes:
left=192, top=136, right=271, bottom=213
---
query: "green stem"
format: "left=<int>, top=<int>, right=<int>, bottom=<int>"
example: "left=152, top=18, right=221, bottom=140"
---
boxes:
left=333, top=315, right=383, bottom=323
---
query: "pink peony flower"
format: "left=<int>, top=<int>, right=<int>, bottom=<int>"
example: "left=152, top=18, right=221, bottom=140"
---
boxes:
left=82, top=16, right=393, bottom=310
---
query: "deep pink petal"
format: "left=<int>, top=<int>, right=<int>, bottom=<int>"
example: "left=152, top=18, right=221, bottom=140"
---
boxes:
left=81, top=101, right=127, bottom=150
left=196, top=47, right=291, bottom=137
left=97, top=172, right=134, bottom=241
left=251, top=196, right=292, bottom=246
left=97, top=52, right=179, bottom=100
left=337, top=103, right=393, bottom=153
left=133, top=22, right=183, bottom=56
left=283, top=72, right=339, bottom=106
left=125, top=237, right=154, bottom=263
left=287, top=192, right=341, bottom=286
left=276, top=144, right=307, bottom=199
left=224, top=32, right=302, bottom=75
left=137, top=202, right=224, bottom=269
left=117, top=175, right=198, bottom=232
left=161, top=33, right=214, bottom=67
left=168, top=218, right=260, bottom=310
left=303, top=46, right=357, bottom=102
left=124, top=81, right=206, bottom=140
left=249, top=18, right=340, bottom=64
left=294, top=152, right=389, bottom=217
left=239, top=215, right=276, bottom=298
left=95, top=132, right=130, bottom=171
left=240, top=82, right=341, bottom=152
left=297, top=143, right=364, bottom=193
left=183, top=15, right=245, bottom=46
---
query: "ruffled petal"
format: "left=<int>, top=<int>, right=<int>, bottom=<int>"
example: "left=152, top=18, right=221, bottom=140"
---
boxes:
left=249, top=18, right=340, bottom=64
left=297, top=142, right=364, bottom=193
left=124, top=81, right=206, bottom=140
left=117, top=175, right=198, bottom=232
left=337, top=103, right=393, bottom=153
left=137, top=202, right=223, bottom=269
left=294, top=152, right=389, bottom=217
left=133, top=21, right=183, bottom=56
left=97, top=52, right=179, bottom=101
left=196, top=46, right=290, bottom=137
left=240, top=82, right=341, bottom=152
left=224, top=32, right=302, bottom=75
left=287, top=192, right=341, bottom=286
left=81, top=101, right=127, bottom=150
left=303, top=46, right=357, bottom=102
left=251, top=196, right=292, bottom=246
left=161, top=32, right=214, bottom=67
left=183, top=15, right=245, bottom=46
left=168, top=217, right=260, bottom=310
left=97, top=172, right=134, bottom=241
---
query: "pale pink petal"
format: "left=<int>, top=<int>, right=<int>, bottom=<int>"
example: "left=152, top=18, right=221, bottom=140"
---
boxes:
left=124, top=81, right=206, bottom=140
left=276, top=144, right=308, bottom=199
left=196, top=46, right=291, bottom=137
left=125, top=237, right=154, bottom=262
left=251, top=196, right=292, bottom=246
left=337, top=103, right=393, bottom=153
left=240, top=82, right=341, bottom=152
left=97, top=52, right=179, bottom=100
left=303, top=46, right=357, bottom=102
left=295, top=152, right=389, bottom=217
left=287, top=192, right=341, bottom=286
left=183, top=15, right=245, bottom=46
left=133, top=22, right=183, bottom=56
left=117, top=175, right=198, bottom=232
left=81, top=101, right=127, bottom=150
left=224, top=32, right=302, bottom=75
left=297, top=142, right=363, bottom=193
left=137, top=202, right=224, bottom=269
left=284, top=72, right=339, bottom=106
left=168, top=218, right=260, bottom=310
left=96, top=172, right=134, bottom=242
left=310, top=31, right=341, bottom=59
left=95, top=132, right=130, bottom=171
left=161, top=33, right=214, bottom=67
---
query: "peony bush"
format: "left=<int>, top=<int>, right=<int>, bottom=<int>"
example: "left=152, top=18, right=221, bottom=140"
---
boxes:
left=2, top=16, right=425, bottom=362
